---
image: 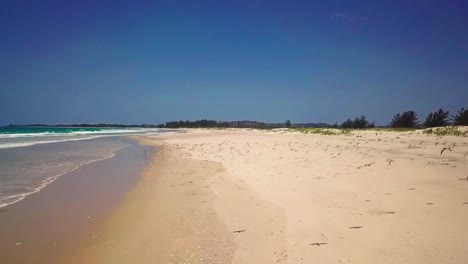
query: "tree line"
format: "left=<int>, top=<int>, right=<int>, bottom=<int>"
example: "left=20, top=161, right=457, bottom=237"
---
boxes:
left=388, top=107, right=468, bottom=128
left=160, top=107, right=467, bottom=129
left=163, top=120, right=286, bottom=129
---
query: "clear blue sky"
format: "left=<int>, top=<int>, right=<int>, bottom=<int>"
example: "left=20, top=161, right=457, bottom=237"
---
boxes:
left=1, top=0, right=467, bottom=125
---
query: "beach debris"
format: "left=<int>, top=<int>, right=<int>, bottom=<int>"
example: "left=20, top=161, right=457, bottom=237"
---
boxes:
left=458, top=177, right=468, bottom=181
left=348, top=226, right=363, bottom=229
left=309, top=242, right=327, bottom=246
left=385, top=211, right=396, bottom=214
left=15, top=242, right=22, bottom=246
left=427, top=203, right=434, bottom=205
left=357, top=162, right=375, bottom=169
left=462, top=202, right=468, bottom=205
left=408, top=144, right=421, bottom=149
left=386, top=158, right=394, bottom=165
left=440, top=147, right=452, bottom=155
left=233, top=230, right=246, bottom=233
left=408, top=188, right=416, bottom=190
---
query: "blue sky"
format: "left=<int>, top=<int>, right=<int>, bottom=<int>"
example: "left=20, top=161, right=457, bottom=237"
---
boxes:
left=1, top=0, right=467, bottom=125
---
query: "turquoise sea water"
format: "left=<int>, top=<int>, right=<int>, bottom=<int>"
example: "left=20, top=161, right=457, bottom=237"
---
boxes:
left=0, top=127, right=173, bottom=208
left=0, top=126, right=104, bottom=135
left=0, top=126, right=166, bottom=149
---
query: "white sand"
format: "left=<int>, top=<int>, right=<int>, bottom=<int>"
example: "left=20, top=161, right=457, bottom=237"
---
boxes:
left=72, top=128, right=468, bottom=263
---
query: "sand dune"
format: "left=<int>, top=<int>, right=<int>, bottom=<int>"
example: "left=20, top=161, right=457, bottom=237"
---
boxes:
left=74, top=128, right=468, bottom=263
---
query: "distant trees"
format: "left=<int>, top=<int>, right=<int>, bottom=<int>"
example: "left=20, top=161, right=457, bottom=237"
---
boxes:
left=388, top=108, right=467, bottom=128
left=285, top=120, right=291, bottom=128
left=341, top=115, right=375, bottom=129
left=163, top=120, right=286, bottom=129
left=424, top=109, right=450, bottom=128
left=452, top=108, right=468, bottom=125
left=165, top=120, right=218, bottom=128
left=389, top=111, right=419, bottom=128
left=341, top=119, right=353, bottom=128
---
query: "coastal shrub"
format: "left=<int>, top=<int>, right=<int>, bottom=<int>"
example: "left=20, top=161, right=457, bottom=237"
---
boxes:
left=423, top=126, right=467, bottom=137
left=389, top=111, right=419, bottom=128
left=295, top=128, right=353, bottom=136
left=341, top=115, right=375, bottom=129
left=424, top=109, right=450, bottom=128
left=452, top=108, right=468, bottom=125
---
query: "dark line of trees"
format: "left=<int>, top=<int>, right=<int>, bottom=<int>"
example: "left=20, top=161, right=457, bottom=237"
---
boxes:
left=424, top=109, right=449, bottom=128
left=341, top=115, right=375, bottom=129
left=452, top=108, right=468, bottom=126
left=389, top=107, right=468, bottom=128
left=389, top=111, right=419, bottom=128
left=159, top=107, right=468, bottom=129
left=7, top=108, right=466, bottom=130
left=163, top=120, right=287, bottom=129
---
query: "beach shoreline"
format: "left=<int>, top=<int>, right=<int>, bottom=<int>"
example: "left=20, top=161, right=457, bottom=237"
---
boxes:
left=0, top=138, right=151, bottom=264
left=2, top=128, right=468, bottom=263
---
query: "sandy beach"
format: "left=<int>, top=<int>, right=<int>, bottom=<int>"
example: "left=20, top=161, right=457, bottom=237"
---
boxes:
left=65, top=128, right=468, bottom=264
left=3, top=2, right=467, bottom=263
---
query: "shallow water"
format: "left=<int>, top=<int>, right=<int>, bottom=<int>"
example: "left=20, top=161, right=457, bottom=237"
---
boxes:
left=0, top=137, right=153, bottom=264
left=0, top=127, right=167, bottom=149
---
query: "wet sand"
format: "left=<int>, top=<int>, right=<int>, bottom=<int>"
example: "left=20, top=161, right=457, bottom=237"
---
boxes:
left=0, top=139, right=150, bottom=264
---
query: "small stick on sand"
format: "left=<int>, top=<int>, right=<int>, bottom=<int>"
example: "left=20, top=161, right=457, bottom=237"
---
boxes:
left=440, top=147, right=452, bottom=155
left=357, top=162, right=375, bottom=169
left=309, top=242, right=327, bottom=246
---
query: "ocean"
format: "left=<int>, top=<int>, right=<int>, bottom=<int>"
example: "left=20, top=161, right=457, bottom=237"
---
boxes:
left=0, top=127, right=172, bottom=208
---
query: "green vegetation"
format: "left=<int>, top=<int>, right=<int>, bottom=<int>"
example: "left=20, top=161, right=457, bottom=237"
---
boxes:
left=424, top=109, right=450, bottom=128
left=389, top=111, right=419, bottom=128
left=388, top=107, right=467, bottom=128
left=452, top=108, right=468, bottom=125
left=163, top=120, right=285, bottom=129
left=294, top=128, right=353, bottom=136
left=341, top=115, right=375, bottom=129
left=423, top=126, right=467, bottom=137
left=368, top=127, right=416, bottom=132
